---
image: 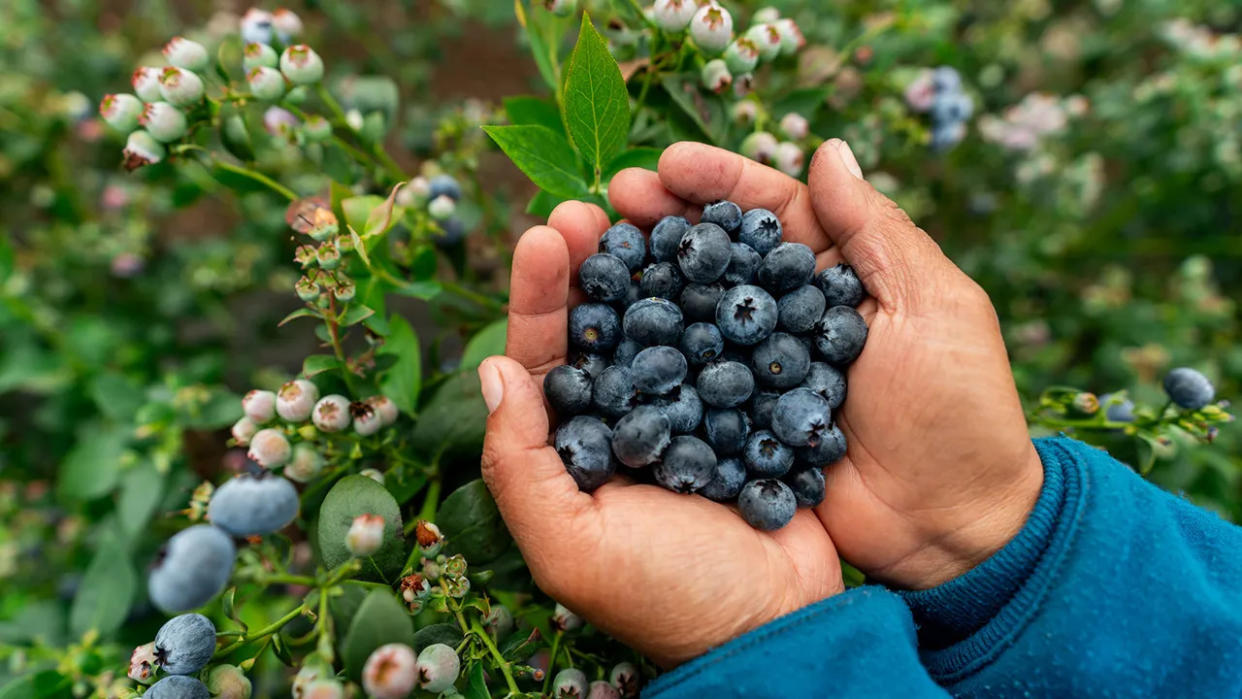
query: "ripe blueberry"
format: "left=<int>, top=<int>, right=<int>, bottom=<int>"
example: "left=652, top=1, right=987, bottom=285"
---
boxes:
left=696, top=360, right=755, bottom=408
left=797, top=423, right=847, bottom=466
left=611, top=406, right=672, bottom=468
left=751, top=332, right=811, bottom=389
left=680, top=322, right=724, bottom=366
left=639, top=261, right=685, bottom=300
left=679, top=283, right=724, bottom=322
left=739, top=208, right=782, bottom=255
left=653, top=435, right=716, bottom=493
left=777, top=285, right=827, bottom=334
left=815, top=263, right=866, bottom=307
left=613, top=338, right=642, bottom=367
left=208, top=473, right=300, bottom=536
left=555, top=416, right=616, bottom=490
left=154, top=613, right=216, bottom=675
left=716, top=284, right=778, bottom=345
left=600, top=223, right=646, bottom=271
left=743, top=429, right=794, bottom=477
left=738, top=479, right=797, bottom=530
left=814, top=306, right=868, bottom=365
left=146, top=676, right=210, bottom=699
left=801, top=362, right=847, bottom=409
left=570, top=303, right=622, bottom=353
left=703, top=408, right=750, bottom=456
left=785, top=466, right=826, bottom=508
left=701, top=200, right=743, bottom=234
left=544, top=364, right=594, bottom=416
left=570, top=352, right=608, bottom=378
left=698, top=456, right=747, bottom=502
left=592, top=365, right=638, bottom=418
left=650, top=215, right=690, bottom=262
left=428, top=174, right=463, bottom=201
left=148, top=525, right=236, bottom=613
left=648, top=384, right=704, bottom=434
left=1163, top=367, right=1215, bottom=410
left=723, top=242, right=761, bottom=285
left=757, top=242, right=815, bottom=294
left=631, top=346, right=688, bottom=395
left=677, top=222, right=732, bottom=284
left=749, top=391, right=780, bottom=430
left=622, top=297, right=683, bottom=346
left=771, top=388, right=833, bottom=448
left=579, top=253, right=631, bottom=303
left=1101, top=393, right=1135, bottom=423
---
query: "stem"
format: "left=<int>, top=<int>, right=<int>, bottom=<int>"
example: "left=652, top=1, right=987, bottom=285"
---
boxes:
left=543, top=631, right=563, bottom=695
left=214, top=603, right=307, bottom=658
left=440, top=280, right=504, bottom=311
left=316, top=83, right=348, bottom=123
left=471, top=618, right=521, bottom=695
left=258, top=573, right=316, bottom=586
left=324, top=295, right=363, bottom=395
left=209, top=159, right=298, bottom=201
left=408, top=476, right=442, bottom=533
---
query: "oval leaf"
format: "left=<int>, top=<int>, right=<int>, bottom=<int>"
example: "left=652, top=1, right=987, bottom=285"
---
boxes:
left=340, top=588, right=415, bottom=681
left=563, top=14, right=631, bottom=178
left=482, top=125, right=588, bottom=199
left=437, top=479, right=513, bottom=564
left=70, top=541, right=135, bottom=639
left=378, top=315, right=421, bottom=416
left=318, top=476, right=406, bottom=581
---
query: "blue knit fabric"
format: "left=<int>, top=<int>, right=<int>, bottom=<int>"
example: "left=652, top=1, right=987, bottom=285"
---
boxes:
left=646, top=438, right=1242, bottom=697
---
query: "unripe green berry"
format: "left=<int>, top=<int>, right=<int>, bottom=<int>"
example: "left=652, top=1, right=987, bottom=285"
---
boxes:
left=303, top=114, right=332, bottom=142
left=278, top=379, right=320, bottom=422
left=243, top=42, right=279, bottom=71
left=333, top=277, right=356, bottom=302
left=700, top=59, right=732, bottom=94
left=284, top=443, right=324, bottom=483
left=690, top=4, right=733, bottom=54
left=543, top=0, right=576, bottom=16
left=552, top=602, right=582, bottom=631
left=779, top=112, right=809, bottom=140
left=158, top=67, right=204, bottom=106
left=428, top=194, right=456, bottom=221
left=247, top=66, right=286, bottom=101
left=294, top=244, right=317, bottom=267
left=163, top=37, right=209, bottom=72
left=416, top=643, right=461, bottom=693
left=552, top=669, right=588, bottom=698
left=312, top=394, right=351, bottom=432
left=231, top=416, right=258, bottom=446
left=280, top=45, right=325, bottom=85
left=206, top=665, right=252, bottom=699
left=774, top=18, right=804, bottom=55
left=302, top=680, right=344, bottom=699
left=740, top=131, right=778, bottom=164
left=773, top=140, right=803, bottom=175
left=652, top=0, right=696, bottom=32
left=139, top=102, right=188, bottom=143
left=242, top=389, right=277, bottom=423
left=100, top=93, right=143, bottom=132
left=731, top=100, right=758, bottom=126
left=131, top=67, right=162, bottom=102
left=316, top=242, right=340, bottom=270
left=122, top=130, right=165, bottom=170
left=732, top=72, right=754, bottom=98
left=295, top=275, right=320, bottom=302
left=752, top=7, right=780, bottom=25
left=364, top=395, right=399, bottom=426
left=745, top=23, right=782, bottom=62
left=724, top=38, right=759, bottom=74
left=346, top=513, right=385, bottom=556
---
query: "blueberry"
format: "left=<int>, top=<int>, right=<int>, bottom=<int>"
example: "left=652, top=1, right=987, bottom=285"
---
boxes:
left=931, top=91, right=973, bottom=124
left=801, top=362, right=847, bottom=409
left=777, top=285, right=826, bottom=333
left=555, top=416, right=616, bottom=491
left=600, top=222, right=646, bottom=271
left=739, top=208, right=782, bottom=255
left=148, top=525, right=236, bottom=613
left=680, top=322, right=724, bottom=366
left=154, top=614, right=216, bottom=675
left=717, top=342, right=751, bottom=364
left=796, top=423, right=847, bottom=466
left=698, top=457, right=747, bottom=501
left=757, top=242, right=815, bottom=294
left=146, top=676, right=210, bottom=699
left=592, top=365, right=638, bottom=418
left=679, top=283, right=724, bottom=322
left=1163, top=367, right=1215, bottom=410
left=544, top=365, right=593, bottom=416
left=648, top=384, right=704, bottom=433
left=771, top=388, right=832, bottom=448
left=612, top=406, right=672, bottom=468
left=723, top=242, right=762, bottom=285
left=1101, top=393, right=1135, bottom=423
left=814, top=306, right=868, bottom=365
left=623, top=297, right=683, bottom=346
left=570, top=352, right=608, bottom=378
left=751, top=332, right=811, bottom=389
left=650, top=215, right=691, bottom=262
left=639, top=261, right=685, bottom=300
left=716, top=284, right=778, bottom=345
left=208, top=473, right=300, bottom=537
left=579, top=253, right=632, bottom=303
left=738, top=479, right=797, bottom=530
left=622, top=281, right=642, bottom=308
left=743, top=430, right=795, bottom=477
left=931, top=65, right=961, bottom=93
left=613, top=338, right=642, bottom=367
left=569, top=303, right=622, bottom=353
left=703, top=408, right=750, bottom=456
left=815, top=263, right=866, bottom=308
left=676, top=222, right=732, bottom=283
left=653, top=435, right=716, bottom=493
left=701, top=200, right=743, bottom=234
left=428, top=174, right=463, bottom=201
left=696, top=360, right=755, bottom=408
left=631, top=346, right=688, bottom=395
left=750, top=391, right=780, bottom=429
left=785, top=466, right=826, bottom=507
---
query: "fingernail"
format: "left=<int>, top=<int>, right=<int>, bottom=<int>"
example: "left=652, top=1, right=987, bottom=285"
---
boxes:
left=833, top=139, right=864, bottom=180
left=478, top=360, right=504, bottom=415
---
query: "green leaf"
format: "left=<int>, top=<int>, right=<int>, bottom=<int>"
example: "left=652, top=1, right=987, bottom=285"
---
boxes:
left=526, top=189, right=567, bottom=218
left=117, top=463, right=163, bottom=538
left=57, top=424, right=127, bottom=501
left=660, top=74, right=726, bottom=145
left=604, top=147, right=663, bottom=178
left=503, top=95, right=564, bottom=135
left=303, top=354, right=342, bottom=377
left=88, top=372, right=143, bottom=422
left=0, top=671, right=69, bottom=699
left=516, top=0, right=560, bottom=92
left=341, top=195, right=385, bottom=236
left=340, top=589, right=415, bottom=682
left=562, top=14, right=631, bottom=180
left=364, top=182, right=406, bottom=238
left=339, top=305, right=375, bottom=327
left=438, top=479, right=513, bottom=564
left=215, top=35, right=244, bottom=81
left=279, top=307, right=320, bottom=327
left=461, top=319, right=508, bottom=371
left=465, top=663, right=492, bottom=699
left=411, top=372, right=488, bottom=455
left=219, top=103, right=255, bottom=162
left=772, top=87, right=831, bottom=120
left=482, top=125, right=588, bottom=199
left=318, top=475, right=406, bottom=581
left=411, top=623, right=464, bottom=652
left=389, top=279, right=442, bottom=300
left=378, top=315, right=421, bottom=416
left=69, top=541, right=134, bottom=639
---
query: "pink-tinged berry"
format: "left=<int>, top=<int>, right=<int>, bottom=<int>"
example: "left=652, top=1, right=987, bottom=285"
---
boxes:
left=359, top=467, right=385, bottom=484
left=700, top=59, right=732, bottom=93
left=301, top=680, right=344, bottom=699
left=732, top=72, right=754, bottom=98
left=690, top=4, right=733, bottom=54
left=774, top=18, right=804, bottom=55
left=315, top=242, right=340, bottom=270
left=364, top=395, right=399, bottom=426
left=730, top=100, right=758, bottom=126
left=552, top=602, right=582, bottom=631
left=353, top=402, right=385, bottom=437
left=610, top=662, right=641, bottom=697
left=139, top=102, right=187, bottom=143
left=904, top=70, right=935, bottom=112
left=303, top=114, right=332, bottom=142
left=205, top=664, right=252, bottom=699
left=588, top=681, right=622, bottom=699
left=272, top=8, right=304, bottom=42
left=415, top=520, right=445, bottom=556
left=312, top=394, right=351, bottom=432
left=248, top=428, right=291, bottom=467
left=724, top=37, right=759, bottom=74
left=243, top=42, right=279, bottom=71
left=744, top=23, right=782, bottom=61
left=416, top=643, right=461, bottom=693
left=543, top=0, right=577, bottom=17
left=552, top=668, right=588, bottom=698
left=652, top=0, right=696, bottom=32
left=362, top=643, right=418, bottom=699
left=284, top=443, right=324, bottom=483
left=241, top=9, right=275, bottom=45
left=779, top=112, right=809, bottom=140
left=333, top=276, right=356, bottom=303
left=132, top=67, right=163, bottom=102
left=247, top=66, right=286, bottom=101
left=231, top=416, right=258, bottom=446
left=122, top=130, right=165, bottom=171
left=428, top=194, right=456, bottom=220
left=263, top=106, right=299, bottom=138
left=294, top=244, right=317, bottom=267
left=280, top=45, right=324, bottom=85
left=99, top=93, right=143, bottom=132
left=773, top=141, right=804, bottom=176
left=242, top=389, right=277, bottom=423
left=740, top=131, right=778, bottom=164
left=346, top=513, right=385, bottom=556
left=129, top=642, right=158, bottom=684
left=163, top=37, right=209, bottom=72
left=158, top=67, right=204, bottom=106
left=277, top=379, right=319, bottom=422
left=295, top=275, right=320, bottom=302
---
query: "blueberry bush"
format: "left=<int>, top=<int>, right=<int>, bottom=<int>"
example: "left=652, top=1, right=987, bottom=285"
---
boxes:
left=0, top=0, right=1238, bottom=697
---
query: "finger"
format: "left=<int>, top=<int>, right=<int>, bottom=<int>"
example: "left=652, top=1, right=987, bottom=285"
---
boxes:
left=656, top=142, right=830, bottom=252
left=505, top=226, right=570, bottom=375
left=806, top=139, right=956, bottom=310
left=479, top=356, right=592, bottom=569
left=608, top=167, right=697, bottom=228
left=548, top=200, right=612, bottom=286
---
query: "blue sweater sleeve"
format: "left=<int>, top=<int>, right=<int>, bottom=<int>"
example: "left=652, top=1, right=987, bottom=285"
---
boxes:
left=899, top=436, right=1242, bottom=696
left=645, top=586, right=947, bottom=698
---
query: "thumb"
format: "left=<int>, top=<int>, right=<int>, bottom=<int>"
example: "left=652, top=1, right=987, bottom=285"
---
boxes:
left=477, top=356, right=591, bottom=566
left=807, top=139, right=958, bottom=310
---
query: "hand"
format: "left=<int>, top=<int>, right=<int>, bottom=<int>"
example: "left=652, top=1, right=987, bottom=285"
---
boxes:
left=477, top=202, right=842, bottom=668
left=608, top=140, right=1044, bottom=589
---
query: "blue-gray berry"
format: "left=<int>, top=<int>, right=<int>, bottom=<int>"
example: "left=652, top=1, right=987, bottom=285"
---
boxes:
left=556, top=416, right=616, bottom=491
left=570, top=352, right=608, bottom=378
left=592, top=365, right=638, bottom=418
left=1163, top=368, right=1215, bottom=410
left=738, top=479, right=797, bottom=530
left=677, top=223, right=732, bottom=283
left=743, top=429, right=794, bottom=477
left=801, top=362, right=846, bottom=410
left=701, top=200, right=743, bottom=234
left=207, top=473, right=300, bottom=537
left=146, top=676, right=210, bottom=699
left=600, top=223, right=646, bottom=271
left=797, top=423, right=847, bottom=466
left=814, top=306, right=868, bottom=365
left=648, top=384, right=704, bottom=434
left=639, top=261, right=685, bottom=300
left=757, top=242, right=816, bottom=294
left=696, top=360, right=755, bottom=408
left=723, top=242, right=762, bottom=286
left=716, top=285, right=778, bottom=346
left=815, top=264, right=866, bottom=307
left=749, top=391, right=780, bottom=430
left=569, top=303, right=622, bottom=353
left=428, top=174, right=462, bottom=201
left=612, top=406, right=672, bottom=468
left=1101, top=393, right=1135, bottom=423
left=785, top=466, right=826, bottom=507
left=154, top=614, right=216, bottom=675
left=771, top=388, right=832, bottom=448
left=777, top=285, right=827, bottom=334
left=698, top=457, right=747, bottom=502
left=544, top=364, right=594, bottom=416
left=631, top=346, right=688, bottom=395
left=623, top=298, right=683, bottom=346
left=751, top=332, right=811, bottom=389
left=739, top=208, right=782, bottom=255
left=613, top=338, right=643, bottom=367
left=653, top=435, right=716, bottom=493
left=680, top=322, right=725, bottom=367
left=703, top=408, right=750, bottom=456
left=650, top=215, right=691, bottom=262
left=148, top=525, right=236, bottom=614
left=579, top=253, right=632, bottom=303
left=679, top=283, right=724, bottom=322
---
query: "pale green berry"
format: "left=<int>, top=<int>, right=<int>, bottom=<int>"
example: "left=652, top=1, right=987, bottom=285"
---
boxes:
left=346, top=513, right=385, bottom=556
left=122, top=130, right=165, bottom=170
left=163, top=37, right=209, bottom=72
left=724, top=37, right=759, bottom=74
left=316, top=242, right=340, bottom=270
left=428, top=194, right=456, bottom=221
left=247, top=66, right=286, bottom=101
left=652, top=0, right=696, bottom=32
left=284, top=443, right=324, bottom=483
left=295, top=275, right=320, bottom=302
left=206, top=665, right=252, bottom=699
left=416, top=643, right=461, bottom=693
left=280, top=45, right=324, bottom=85
left=745, top=23, right=782, bottom=61
left=543, top=0, right=577, bottom=17
left=242, top=389, right=277, bottom=423
left=158, top=67, right=204, bottom=106
left=752, top=7, right=780, bottom=25
left=277, top=379, right=319, bottom=422
left=99, top=93, right=143, bottom=132
left=231, top=416, right=258, bottom=446
left=700, top=59, right=732, bottom=93
left=131, top=66, right=162, bottom=102
left=139, top=101, right=187, bottom=142
left=773, top=141, right=804, bottom=176
left=740, top=131, right=778, bottom=164
left=303, top=114, right=332, bottom=142
left=312, top=395, right=351, bottom=432
left=690, top=4, right=733, bottom=54
left=774, top=18, right=804, bottom=55
left=243, top=42, right=279, bottom=71
left=333, top=276, right=356, bottom=302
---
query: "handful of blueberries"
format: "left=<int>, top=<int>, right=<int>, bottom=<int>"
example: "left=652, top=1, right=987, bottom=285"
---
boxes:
left=543, top=201, right=868, bottom=531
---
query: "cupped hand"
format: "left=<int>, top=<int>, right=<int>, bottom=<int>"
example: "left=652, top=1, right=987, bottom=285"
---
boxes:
left=477, top=202, right=842, bottom=668
left=607, top=140, right=1044, bottom=590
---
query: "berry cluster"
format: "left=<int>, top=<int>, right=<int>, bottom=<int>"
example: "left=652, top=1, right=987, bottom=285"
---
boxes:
left=905, top=66, right=974, bottom=152
left=544, top=202, right=868, bottom=530
left=360, top=642, right=461, bottom=698
left=395, top=171, right=468, bottom=248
